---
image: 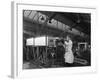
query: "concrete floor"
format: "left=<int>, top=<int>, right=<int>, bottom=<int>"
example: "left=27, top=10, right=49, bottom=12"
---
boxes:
left=23, top=58, right=89, bottom=69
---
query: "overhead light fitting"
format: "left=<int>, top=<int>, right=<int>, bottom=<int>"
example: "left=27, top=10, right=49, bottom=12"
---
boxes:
left=41, top=16, right=45, bottom=20
left=48, top=20, right=52, bottom=23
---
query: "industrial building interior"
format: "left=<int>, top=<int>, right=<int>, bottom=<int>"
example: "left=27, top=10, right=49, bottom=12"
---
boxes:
left=23, top=10, right=91, bottom=69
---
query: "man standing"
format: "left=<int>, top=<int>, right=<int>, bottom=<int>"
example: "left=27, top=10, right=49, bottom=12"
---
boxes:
left=64, top=36, right=74, bottom=66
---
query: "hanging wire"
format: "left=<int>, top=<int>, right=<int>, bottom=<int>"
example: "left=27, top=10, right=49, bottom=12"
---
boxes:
left=27, top=10, right=32, bottom=18
left=32, top=11, right=38, bottom=22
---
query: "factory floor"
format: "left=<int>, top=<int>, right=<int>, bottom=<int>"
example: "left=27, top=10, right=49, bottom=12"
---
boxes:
left=23, top=58, right=88, bottom=69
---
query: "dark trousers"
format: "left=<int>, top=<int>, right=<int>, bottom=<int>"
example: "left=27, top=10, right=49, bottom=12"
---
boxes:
left=64, top=63, right=74, bottom=67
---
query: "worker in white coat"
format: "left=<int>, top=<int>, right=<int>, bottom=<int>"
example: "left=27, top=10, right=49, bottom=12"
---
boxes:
left=64, top=36, right=74, bottom=66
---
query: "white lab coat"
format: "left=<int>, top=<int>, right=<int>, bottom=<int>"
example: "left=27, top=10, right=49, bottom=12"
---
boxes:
left=64, top=40, right=74, bottom=63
